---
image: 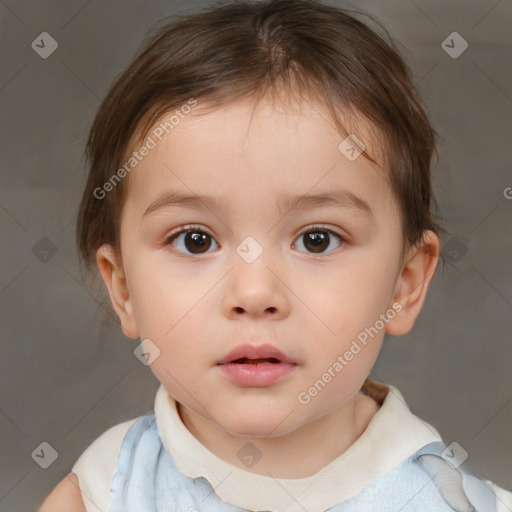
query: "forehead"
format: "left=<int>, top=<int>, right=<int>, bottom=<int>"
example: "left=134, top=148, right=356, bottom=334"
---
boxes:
left=122, top=95, right=394, bottom=222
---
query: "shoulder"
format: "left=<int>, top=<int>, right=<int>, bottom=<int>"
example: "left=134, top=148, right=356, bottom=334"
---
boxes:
left=70, top=418, right=138, bottom=511
left=488, top=480, right=512, bottom=512
left=38, top=419, right=138, bottom=512
left=72, top=418, right=138, bottom=473
left=37, top=472, right=85, bottom=512
left=411, top=446, right=512, bottom=512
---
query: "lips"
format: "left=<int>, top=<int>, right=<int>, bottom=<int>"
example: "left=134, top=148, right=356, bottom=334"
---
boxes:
left=217, top=343, right=296, bottom=366
left=216, top=343, right=297, bottom=387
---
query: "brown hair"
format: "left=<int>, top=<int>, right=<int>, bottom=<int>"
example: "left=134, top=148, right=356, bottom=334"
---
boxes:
left=76, top=0, right=443, bottom=275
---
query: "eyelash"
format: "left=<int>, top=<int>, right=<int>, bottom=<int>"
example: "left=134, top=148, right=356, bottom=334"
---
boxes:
left=164, top=224, right=346, bottom=256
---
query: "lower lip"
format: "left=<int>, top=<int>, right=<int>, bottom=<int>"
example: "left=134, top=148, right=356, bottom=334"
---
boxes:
left=217, top=362, right=296, bottom=387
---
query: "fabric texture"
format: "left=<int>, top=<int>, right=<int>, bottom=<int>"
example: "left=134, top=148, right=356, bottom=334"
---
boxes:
left=109, top=413, right=500, bottom=512
left=71, top=382, right=512, bottom=512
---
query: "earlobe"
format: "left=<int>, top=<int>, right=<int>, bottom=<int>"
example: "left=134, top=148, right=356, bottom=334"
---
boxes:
left=385, top=231, right=440, bottom=336
left=96, top=244, right=139, bottom=339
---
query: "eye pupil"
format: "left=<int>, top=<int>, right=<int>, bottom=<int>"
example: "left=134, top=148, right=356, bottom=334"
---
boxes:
left=171, top=227, right=341, bottom=256
left=185, top=232, right=211, bottom=253
left=304, top=232, right=329, bottom=253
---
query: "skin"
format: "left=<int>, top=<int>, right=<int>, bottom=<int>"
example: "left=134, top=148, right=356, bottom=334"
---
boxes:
left=94, top=92, right=440, bottom=479
left=37, top=473, right=85, bottom=511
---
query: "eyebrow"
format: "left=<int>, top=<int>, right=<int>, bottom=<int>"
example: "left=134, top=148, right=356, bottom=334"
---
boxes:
left=142, top=190, right=374, bottom=220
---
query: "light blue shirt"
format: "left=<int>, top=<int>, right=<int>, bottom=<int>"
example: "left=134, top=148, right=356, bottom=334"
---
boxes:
left=109, top=412, right=498, bottom=512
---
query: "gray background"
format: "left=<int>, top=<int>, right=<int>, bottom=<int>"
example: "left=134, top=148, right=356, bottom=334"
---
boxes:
left=1, top=0, right=511, bottom=510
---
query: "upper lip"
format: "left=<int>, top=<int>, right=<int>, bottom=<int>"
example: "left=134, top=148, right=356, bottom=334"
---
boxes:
left=217, top=343, right=296, bottom=365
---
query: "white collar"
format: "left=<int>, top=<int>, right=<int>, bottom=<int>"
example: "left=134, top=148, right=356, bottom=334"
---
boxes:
left=154, top=383, right=442, bottom=512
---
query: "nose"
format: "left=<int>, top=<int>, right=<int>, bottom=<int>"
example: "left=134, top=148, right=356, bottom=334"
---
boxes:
left=221, top=254, right=291, bottom=320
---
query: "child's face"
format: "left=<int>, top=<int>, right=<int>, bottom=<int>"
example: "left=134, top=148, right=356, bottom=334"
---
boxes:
left=101, top=95, right=416, bottom=437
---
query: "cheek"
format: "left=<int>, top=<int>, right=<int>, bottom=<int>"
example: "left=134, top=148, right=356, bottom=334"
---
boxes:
left=296, top=253, right=395, bottom=376
left=128, top=257, right=208, bottom=335
left=306, top=262, right=394, bottom=332
left=130, top=273, right=220, bottom=368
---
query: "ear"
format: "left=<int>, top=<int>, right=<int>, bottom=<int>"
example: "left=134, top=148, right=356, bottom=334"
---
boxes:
left=96, top=244, right=139, bottom=339
left=385, top=230, right=440, bottom=336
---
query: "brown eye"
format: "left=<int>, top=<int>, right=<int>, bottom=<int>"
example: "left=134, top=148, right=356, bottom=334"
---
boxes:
left=293, top=228, right=343, bottom=254
left=166, top=227, right=218, bottom=255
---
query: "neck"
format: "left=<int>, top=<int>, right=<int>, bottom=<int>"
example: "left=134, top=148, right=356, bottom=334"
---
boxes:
left=177, top=392, right=379, bottom=479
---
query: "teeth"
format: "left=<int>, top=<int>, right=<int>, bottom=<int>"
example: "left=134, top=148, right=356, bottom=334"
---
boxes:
left=233, top=357, right=280, bottom=364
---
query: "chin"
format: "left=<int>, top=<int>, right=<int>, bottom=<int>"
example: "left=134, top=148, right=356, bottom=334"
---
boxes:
left=225, top=423, right=283, bottom=438
left=218, top=409, right=298, bottom=438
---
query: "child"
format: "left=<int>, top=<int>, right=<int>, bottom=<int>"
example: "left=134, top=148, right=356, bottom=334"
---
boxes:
left=39, top=0, right=511, bottom=510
